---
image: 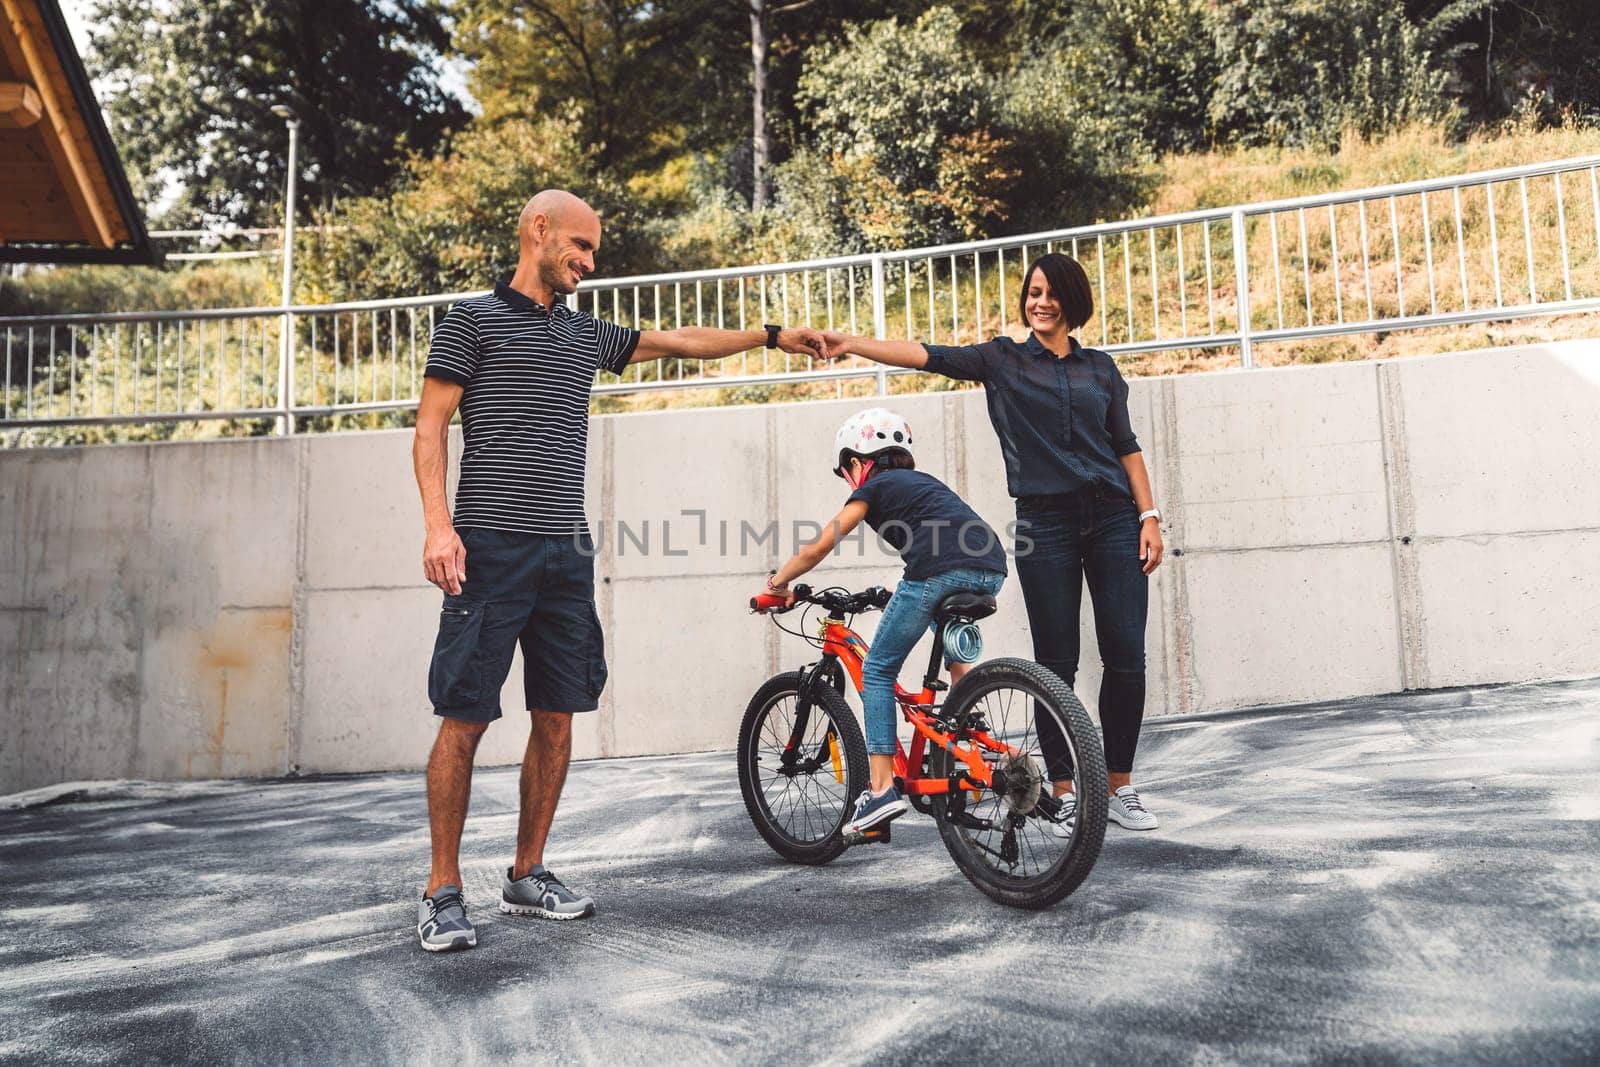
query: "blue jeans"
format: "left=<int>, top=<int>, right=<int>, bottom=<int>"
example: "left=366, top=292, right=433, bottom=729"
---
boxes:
left=860, top=567, right=1006, bottom=755
left=1014, top=488, right=1148, bottom=775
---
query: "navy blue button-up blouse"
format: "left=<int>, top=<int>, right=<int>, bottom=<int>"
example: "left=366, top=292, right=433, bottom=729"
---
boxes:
left=922, top=334, right=1140, bottom=499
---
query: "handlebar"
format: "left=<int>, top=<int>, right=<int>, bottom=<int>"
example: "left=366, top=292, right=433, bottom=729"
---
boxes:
left=749, top=583, right=892, bottom=616
left=749, top=590, right=794, bottom=613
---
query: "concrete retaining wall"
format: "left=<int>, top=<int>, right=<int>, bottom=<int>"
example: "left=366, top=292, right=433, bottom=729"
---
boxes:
left=3, top=340, right=1597, bottom=794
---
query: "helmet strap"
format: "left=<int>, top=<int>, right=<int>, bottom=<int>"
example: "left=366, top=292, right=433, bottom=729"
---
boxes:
left=845, top=457, right=876, bottom=489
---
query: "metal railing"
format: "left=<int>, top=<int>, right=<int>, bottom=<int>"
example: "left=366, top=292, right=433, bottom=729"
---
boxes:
left=4, top=155, right=1599, bottom=435
left=147, top=226, right=347, bottom=262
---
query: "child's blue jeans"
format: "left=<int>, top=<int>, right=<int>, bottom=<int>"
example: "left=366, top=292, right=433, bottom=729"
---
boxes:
left=860, top=567, right=1006, bottom=755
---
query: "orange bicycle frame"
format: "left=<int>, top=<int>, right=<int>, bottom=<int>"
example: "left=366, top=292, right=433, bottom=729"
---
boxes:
left=816, top=617, right=1016, bottom=795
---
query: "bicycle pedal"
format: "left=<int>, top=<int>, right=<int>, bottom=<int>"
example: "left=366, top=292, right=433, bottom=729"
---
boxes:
left=841, top=824, right=892, bottom=847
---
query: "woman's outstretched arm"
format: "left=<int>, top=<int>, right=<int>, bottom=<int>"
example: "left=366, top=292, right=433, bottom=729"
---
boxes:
left=818, top=331, right=929, bottom=368
left=820, top=330, right=1000, bottom=382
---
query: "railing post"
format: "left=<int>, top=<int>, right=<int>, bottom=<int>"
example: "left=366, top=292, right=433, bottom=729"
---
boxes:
left=870, top=253, right=887, bottom=395
left=276, top=116, right=300, bottom=435
left=1231, top=208, right=1254, bottom=369
left=278, top=310, right=296, bottom=434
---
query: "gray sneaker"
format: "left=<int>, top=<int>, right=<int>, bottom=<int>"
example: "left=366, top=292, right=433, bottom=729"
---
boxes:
left=417, top=885, right=477, bottom=952
left=500, top=866, right=595, bottom=920
left=1108, top=785, right=1159, bottom=830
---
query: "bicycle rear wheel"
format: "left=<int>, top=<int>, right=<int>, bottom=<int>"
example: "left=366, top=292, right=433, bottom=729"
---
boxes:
left=737, top=670, right=868, bottom=865
left=929, top=657, right=1108, bottom=909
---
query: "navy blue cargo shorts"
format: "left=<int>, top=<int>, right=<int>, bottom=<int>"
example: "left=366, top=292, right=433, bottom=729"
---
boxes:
left=427, top=527, right=608, bottom=723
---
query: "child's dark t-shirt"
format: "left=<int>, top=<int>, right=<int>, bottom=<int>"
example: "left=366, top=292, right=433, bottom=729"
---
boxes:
left=846, top=468, right=1007, bottom=581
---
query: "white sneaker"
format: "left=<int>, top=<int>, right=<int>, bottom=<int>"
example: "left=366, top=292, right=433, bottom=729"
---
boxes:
left=1045, top=792, right=1077, bottom=840
left=1108, top=786, right=1158, bottom=830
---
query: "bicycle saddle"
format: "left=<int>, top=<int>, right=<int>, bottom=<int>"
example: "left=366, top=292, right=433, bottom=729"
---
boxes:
left=933, top=591, right=997, bottom=622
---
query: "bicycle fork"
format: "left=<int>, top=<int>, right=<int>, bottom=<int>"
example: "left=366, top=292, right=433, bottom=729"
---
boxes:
left=779, top=658, right=846, bottom=785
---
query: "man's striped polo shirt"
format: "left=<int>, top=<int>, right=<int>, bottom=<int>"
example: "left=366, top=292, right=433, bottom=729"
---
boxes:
left=424, top=281, right=640, bottom=536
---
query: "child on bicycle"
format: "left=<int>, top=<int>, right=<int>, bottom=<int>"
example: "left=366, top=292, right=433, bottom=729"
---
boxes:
left=759, top=407, right=1008, bottom=838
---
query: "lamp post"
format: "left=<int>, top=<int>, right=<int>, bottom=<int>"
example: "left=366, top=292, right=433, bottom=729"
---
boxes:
left=271, top=104, right=299, bottom=435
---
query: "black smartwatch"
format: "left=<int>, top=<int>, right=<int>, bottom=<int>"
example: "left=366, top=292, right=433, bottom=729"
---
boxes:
left=764, top=323, right=781, bottom=350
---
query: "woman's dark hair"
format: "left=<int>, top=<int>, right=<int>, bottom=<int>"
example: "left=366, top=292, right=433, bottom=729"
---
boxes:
left=1019, top=253, right=1094, bottom=332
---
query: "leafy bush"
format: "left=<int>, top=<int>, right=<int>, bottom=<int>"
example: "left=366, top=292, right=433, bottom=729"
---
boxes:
left=991, top=38, right=1157, bottom=230
left=1208, top=0, right=1462, bottom=148
left=1031, top=0, right=1219, bottom=155
left=302, top=115, right=647, bottom=300
left=794, top=7, right=1016, bottom=248
left=0, top=261, right=274, bottom=317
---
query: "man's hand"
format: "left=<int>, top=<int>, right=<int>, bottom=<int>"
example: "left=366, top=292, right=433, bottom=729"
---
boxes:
left=776, top=327, right=827, bottom=358
left=424, top=526, right=467, bottom=594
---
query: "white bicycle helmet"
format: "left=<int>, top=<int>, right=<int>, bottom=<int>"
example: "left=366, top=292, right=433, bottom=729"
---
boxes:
left=833, top=407, right=915, bottom=477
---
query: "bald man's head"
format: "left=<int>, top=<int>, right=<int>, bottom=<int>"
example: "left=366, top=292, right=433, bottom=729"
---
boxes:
left=516, top=189, right=602, bottom=297
left=518, top=190, right=592, bottom=242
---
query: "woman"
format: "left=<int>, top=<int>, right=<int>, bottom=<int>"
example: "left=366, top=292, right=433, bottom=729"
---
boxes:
left=818, top=253, right=1164, bottom=831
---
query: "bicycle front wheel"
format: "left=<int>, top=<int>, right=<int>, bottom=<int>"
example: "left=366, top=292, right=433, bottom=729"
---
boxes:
left=737, top=670, right=868, bottom=865
left=929, top=658, right=1108, bottom=909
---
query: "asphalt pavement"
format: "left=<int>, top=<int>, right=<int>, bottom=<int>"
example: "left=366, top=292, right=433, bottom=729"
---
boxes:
left=2, top=678, right=1597, bottom=1065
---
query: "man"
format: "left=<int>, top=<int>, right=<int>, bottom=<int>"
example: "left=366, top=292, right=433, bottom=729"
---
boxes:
left=412, top=189, right=822, bottom=951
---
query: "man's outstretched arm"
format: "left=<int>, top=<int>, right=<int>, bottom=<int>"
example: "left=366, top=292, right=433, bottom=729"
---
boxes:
left=630, top=326, right=825, bottom=364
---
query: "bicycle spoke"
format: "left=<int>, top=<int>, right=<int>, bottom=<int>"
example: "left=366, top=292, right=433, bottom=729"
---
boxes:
left=750, top=694, right=856, bottom=848
left=764, top=699, right=796, bottom=747
left=948, top=678, right=1084, bottom=881
left=770, top=776, right=799, bottom=823
left=807, top=774, right=847, bottom=806
left=800, top=785, right=830, bottom=837
left=1017, top=819, right=1046, bottom=875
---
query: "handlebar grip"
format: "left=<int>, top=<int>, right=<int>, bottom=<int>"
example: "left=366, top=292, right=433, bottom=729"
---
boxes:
left=750, top=591, right=790, bottom=613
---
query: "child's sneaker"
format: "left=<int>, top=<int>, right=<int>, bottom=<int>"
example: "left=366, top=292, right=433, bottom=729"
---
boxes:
left=846, top=786, right=910, bottom=836
left=1045, top=791, right=1077, bottom=840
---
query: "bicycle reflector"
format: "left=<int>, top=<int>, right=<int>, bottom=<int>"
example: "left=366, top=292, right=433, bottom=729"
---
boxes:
left=942, top=620, right=983, bottom=664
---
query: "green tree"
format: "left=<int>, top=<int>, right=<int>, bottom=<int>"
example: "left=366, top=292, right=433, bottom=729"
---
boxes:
left=88, top=0, right=468, bottom=226
left=454, top=0, right=659, bottom=170
left=305, top=114, right=654, bottom=299
left=1408, top=0, right=1599, bottom=123
left=449, top=0, right=734, bottom=232
left=1031, top=0, right=1218, bottom=155
left=453, top=0, right=925, bottom=212
left=794, top=7, right=1015, bottom=248
left=994, top=42, right=1156, bottom=231
left=1208, top=0, right=1463, bottom=147
left=799, top=8, right=992, bottom=199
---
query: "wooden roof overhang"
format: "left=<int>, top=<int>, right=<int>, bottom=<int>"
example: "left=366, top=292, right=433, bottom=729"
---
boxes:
left=1, top=0, right=158, bottom=264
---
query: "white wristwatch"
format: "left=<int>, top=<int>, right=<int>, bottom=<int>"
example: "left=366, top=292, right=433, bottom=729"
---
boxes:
left=1138, top=508, right=1162, bottom=524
